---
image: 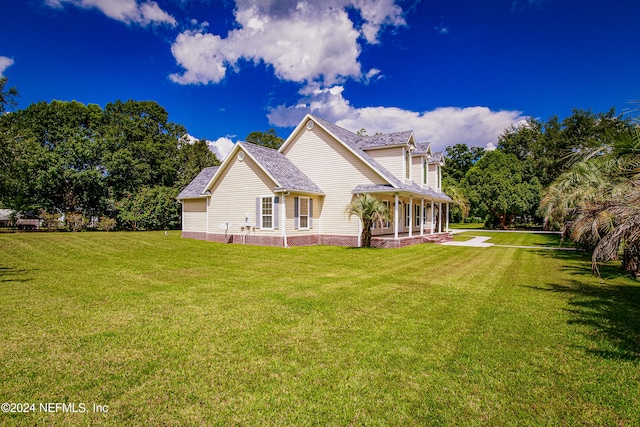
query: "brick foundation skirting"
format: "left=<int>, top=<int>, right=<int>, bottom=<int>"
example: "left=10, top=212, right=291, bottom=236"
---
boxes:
left=287, top=235, right=322, bottom=247
left=182, top=232, right=451, bottom=248
left=319, top=235, right=359, bottom=247
left=181, top=231, right=208, bottom=241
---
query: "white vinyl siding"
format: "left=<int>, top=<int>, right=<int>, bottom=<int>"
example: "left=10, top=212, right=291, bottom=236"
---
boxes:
left=281, top=125, right=387, bottom=236
left=428, top=163, right=441, bottom=191
left=367, top=146, right=404, bottom=180
left=207, top=148, right=276, bottom=235
left=182, top=199, right=207, bottom=232
left=410, top=154, right=423, bottom=187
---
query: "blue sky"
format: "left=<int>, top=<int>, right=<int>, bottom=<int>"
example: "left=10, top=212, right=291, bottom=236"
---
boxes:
left=1, top=0, right=638, bottom=159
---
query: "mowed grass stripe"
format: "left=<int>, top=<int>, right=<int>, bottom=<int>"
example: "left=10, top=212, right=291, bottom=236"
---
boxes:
left=0, top=232, right=638, bottom=426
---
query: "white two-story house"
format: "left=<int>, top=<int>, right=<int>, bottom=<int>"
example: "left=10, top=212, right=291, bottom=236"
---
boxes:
left=178, top=114, right=452, bottom=248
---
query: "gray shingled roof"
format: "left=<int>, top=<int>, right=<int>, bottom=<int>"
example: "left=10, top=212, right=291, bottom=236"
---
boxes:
left=177, top=166, right=219, bottom=199
left=359, top=131, right=413, bottom=149
left=310, top=115, right=452, bottom=202
left=413, top=142, right=431, bottom=155
left=240, top=142, right=324, bottom=194
left=179, top=117, right=452, bottom=203
left=430, top=152, right=444, bottom=164
left=352, top=183, right=452, bottom=202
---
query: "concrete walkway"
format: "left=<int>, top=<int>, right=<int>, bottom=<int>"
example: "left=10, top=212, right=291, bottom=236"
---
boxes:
left=441, top=231, right=579, bottom=251
left=441, top=236, right=494, bottom=248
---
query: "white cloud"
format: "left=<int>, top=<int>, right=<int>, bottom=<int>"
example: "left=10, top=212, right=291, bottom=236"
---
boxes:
left=350, top=0, right=405, bottom=44
left=186, top=134, right=236, bottom=161
left=209, top=137, right=235, bottom=161
left=170, top=0, right=406, bottom=85
left=0, top=56, right=14, bottom=76
left=46, top=0, right=176, bottom=27
left=364, top=68, right=382, bottom=84
left=435, top=25, right=449, bottom=35
left=485, top=142, right=497, bottom=151
left=268, top=85, right=528, bottom=152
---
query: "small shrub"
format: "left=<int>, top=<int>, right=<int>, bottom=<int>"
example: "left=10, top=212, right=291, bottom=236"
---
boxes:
left=65, top=212, right=87, bottom=232
left=97, top=216, right=117, bottom=231
left=40, top=210, right=63, bottom=231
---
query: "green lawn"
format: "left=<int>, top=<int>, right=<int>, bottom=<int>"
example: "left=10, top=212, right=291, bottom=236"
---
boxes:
left=1, top=232, right=638, bottom=426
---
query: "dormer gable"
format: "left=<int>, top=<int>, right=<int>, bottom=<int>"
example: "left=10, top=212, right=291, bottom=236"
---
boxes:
left=410, top=143, right=445, bottom=192
left=426, top=151, right=445, bottom=192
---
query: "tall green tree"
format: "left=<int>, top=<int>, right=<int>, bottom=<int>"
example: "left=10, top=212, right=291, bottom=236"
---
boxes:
left=0, top=100, right=107, bottom=214
left=101, top=100, right=187, bottom=198
left=345, top=194, right=390, bottom=247
left=0, top=76, right=18, bottom=114
left=498, top=109, right=628, bottom=187
left=443, top=144, right=485, bottom=181
left=0, top=98, right=198, bottom=226
left=0, top=78, right=20, bottom=205
left=246, top=128, right=284, bottom=150
left=116, top=186, right=181, bottom=231
left=464, top=150, right=542, bottom=229
left=176, top=138, right=220, bottom=190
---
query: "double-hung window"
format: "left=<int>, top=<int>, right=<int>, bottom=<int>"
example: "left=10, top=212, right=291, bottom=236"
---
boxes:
left=256, top=196, right=279, bottom=230
left=299, top=197, right=309, bottom=229
left=261, top=197, right=273, bottom=229
left=294, top=197, right=313, bottom=230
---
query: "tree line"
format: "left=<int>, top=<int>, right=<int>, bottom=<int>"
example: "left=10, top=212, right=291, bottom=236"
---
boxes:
left=443, top=107, right=639, bottom=277
left=0, top=77, right=219, bottom=231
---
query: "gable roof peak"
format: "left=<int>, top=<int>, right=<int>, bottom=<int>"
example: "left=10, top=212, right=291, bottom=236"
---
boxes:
left=239, top=141, right=324, bottom=194
left=307, top=114, right=413, bottom=149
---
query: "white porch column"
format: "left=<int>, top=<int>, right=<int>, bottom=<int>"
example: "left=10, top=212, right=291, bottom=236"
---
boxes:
left=420, top=199, right=424, bottom=236
left=357, top=217, right=362, bottom=247
left=445, top=203, right=450, bottom=232
left=430, top=201, right=435, bottom=234
left=394, top=194, right=399, bottom=239
left=281, top=194, right=287, bottom=247
left=438, top=202, right=442, bottom=233
left=408, top=196, right=413, bottom=238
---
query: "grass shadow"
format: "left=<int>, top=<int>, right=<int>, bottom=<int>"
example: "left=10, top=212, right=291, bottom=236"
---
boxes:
left=0, top=266, right=35, bottom=283
left=528, top=278, right=640, bottom=361
left=529, top=248, right=640, bottom=360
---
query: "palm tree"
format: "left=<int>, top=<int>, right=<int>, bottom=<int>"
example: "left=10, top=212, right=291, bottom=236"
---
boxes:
left=345, top=194, right=390, bottom=247
left=443, top=177, right=470, bottom=222
left=540, top=127, right=640, bottom=277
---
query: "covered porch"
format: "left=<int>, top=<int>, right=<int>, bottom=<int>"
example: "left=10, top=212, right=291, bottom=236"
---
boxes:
left=370, top=231, right=453, bottom=248
left=352, top=184, right=453, bottom=247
